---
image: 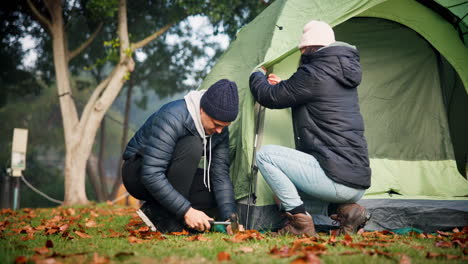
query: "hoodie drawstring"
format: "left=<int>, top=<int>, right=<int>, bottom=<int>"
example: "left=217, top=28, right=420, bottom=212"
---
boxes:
left=207, top=137, right=212, bottom=191
left=203, top=136, right=212, bottom=192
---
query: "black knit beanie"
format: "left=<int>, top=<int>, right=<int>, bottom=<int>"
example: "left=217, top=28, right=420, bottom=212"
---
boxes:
left=200, top=79, right=239, bottom=122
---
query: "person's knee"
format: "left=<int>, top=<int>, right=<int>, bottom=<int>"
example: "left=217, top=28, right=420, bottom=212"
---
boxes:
left=256, top=145, right=276, bottom=164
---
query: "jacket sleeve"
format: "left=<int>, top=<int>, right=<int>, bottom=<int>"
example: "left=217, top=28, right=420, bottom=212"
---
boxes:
left=249, top=69, right=319, bottom=109
left=141, top=110, right=191, bottom=219
left=210, top=128, right=236, bottom=221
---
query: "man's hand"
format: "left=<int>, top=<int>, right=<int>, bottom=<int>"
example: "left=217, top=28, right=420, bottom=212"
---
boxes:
left=184, top=207, right=213, bottom=232
left=226, top=223, right=245, bottom=235
left=267, top=73, right=281, bottom=85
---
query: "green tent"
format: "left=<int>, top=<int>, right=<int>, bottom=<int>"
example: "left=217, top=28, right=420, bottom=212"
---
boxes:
left=200, top=0, right=468, bottom=231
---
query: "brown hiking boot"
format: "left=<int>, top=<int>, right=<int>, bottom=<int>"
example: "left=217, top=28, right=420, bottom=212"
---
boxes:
left=330, top=203, right=371, bottom=235
left=278, top=212, right=317, bottom=236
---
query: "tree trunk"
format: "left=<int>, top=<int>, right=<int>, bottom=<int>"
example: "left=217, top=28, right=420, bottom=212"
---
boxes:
left=47, top=0, right=88, bottom=205
left=98, top=118, right=108, bottom=200
left=110, top=77, right=134, bottom=199
left=64, top=145, right=90, bottom=205
left=86, top=153, right=106, bottom=201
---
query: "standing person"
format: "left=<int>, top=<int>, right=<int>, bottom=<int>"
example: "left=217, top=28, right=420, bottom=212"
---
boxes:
left=122, top=79, right=242, bottom=234
left=249, top=20, right=371, bottom=236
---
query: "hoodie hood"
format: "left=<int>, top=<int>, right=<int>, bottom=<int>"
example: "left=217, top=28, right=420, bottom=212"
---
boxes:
left=184, top=90, right=213, bottom=192
left=184, top=90, right=206, bottom=138
left=301, top=41, right=362, bottom=88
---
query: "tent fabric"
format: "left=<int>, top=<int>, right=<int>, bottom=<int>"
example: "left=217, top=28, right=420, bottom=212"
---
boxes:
left=423, top=0, right=468, bottom=45
left=198, top=0, right=468, bottom=230
left=238, top=198, right=468, bottom=232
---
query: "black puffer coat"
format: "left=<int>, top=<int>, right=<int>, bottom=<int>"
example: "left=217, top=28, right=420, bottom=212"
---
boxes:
left=123, top=100, right=236, bottom=220
left=249, top=44, right=371, bottom=189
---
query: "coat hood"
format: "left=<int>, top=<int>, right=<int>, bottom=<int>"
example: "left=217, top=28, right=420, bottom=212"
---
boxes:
left=301, top=41, right=362, bottom=88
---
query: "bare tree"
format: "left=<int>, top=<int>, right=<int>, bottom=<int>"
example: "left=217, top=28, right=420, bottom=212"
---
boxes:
left=27, top=0, right=173, bottom=205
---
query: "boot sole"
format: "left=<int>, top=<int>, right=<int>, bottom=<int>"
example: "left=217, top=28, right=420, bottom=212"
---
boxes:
left=136, top=209, right=157, bottom=232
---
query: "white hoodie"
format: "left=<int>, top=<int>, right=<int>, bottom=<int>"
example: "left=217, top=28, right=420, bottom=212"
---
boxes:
left=184, top=90, right=213, bottom=191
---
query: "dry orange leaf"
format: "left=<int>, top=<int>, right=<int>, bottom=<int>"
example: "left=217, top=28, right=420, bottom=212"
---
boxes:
left=217, top=251, right=231, bottom=262
left=291, top=253, right=321, bottom=264
left=128, top=236, right=146, bottom=244
left=186, top=235, right=211, bottom=241
left=85, top=220, right=98, bottom=228
left=224, top=230, right=264, bottom=243
left=33, top=247, right=50, bottom=255
left=14, top=256, right=28, bottom=264
left=270, top=245, right=295, bottom=258
left=169, top=230, right=189, bottom=236
left=75, top=231, right=92, bottom=238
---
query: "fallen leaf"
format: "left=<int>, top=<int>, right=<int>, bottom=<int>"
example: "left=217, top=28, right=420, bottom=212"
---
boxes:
left=34, top=247, right=50, bottom=255
left=137, top=226, right=150, bottom=232
left=302, top=244, right=327, bottom=254
left=169, top=230, right=189, bottom=236
left=446, top=254, right=461, bottom=260
left=291, top=253, right=321, bottom=264
left=224, top=230, right=264, bottom=243
left=342, top=233, right=353, bottom=245
left=107, top=229, right=126, bottom=238
left=327, top=235, right=337, bottom=244
left=59, top=224, right=69, bottom=232
left=45, top=240, right=54, bottom=248
left=21, top=232, right=34, bottom=241
left=75, top=231, right=92, bottom=238
left=426, top=252, right=441, bottom=259
left=410, top=245, right=425, bottom=250
left=66, top=208, right=76, bottom=216
left=462, top=226, right=468, bottom=233
left=436, top=231, right=451, bottom=237
left=435, top=241, right=453, bottom=248
left=49, top=216, right=63, bottom=223
left=128, top=236, right=146, bottom=244
left=85, top=220, right=98, bottom=228
left=186, top=235, right=211, bottom=241
left=293, top=237, right=320, bottom=247
left=217, top=251, right=231, bottom=262
left=270, top=245, right=295, bottom=258
left=14, top=256, right=28, bottom=264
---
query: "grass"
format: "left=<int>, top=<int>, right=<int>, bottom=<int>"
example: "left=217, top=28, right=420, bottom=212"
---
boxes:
left=0, top=204, right=466, bottom=264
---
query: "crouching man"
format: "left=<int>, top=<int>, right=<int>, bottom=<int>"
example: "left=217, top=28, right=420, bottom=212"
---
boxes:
left=122, top=79, right=242, bottom=234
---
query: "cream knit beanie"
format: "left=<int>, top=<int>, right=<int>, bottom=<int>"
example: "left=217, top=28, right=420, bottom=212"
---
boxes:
left=298, top=20, right=335, bottom=48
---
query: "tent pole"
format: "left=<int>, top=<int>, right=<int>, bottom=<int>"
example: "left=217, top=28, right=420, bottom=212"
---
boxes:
left=246, top=102, right=266, bottom=229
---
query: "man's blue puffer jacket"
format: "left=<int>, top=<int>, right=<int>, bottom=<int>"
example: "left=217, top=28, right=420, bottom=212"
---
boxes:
left=123, top=99, right=236, bottom=220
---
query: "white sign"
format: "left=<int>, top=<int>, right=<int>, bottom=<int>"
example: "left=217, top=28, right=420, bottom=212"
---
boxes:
left=11, top=128, right=28, bottom=172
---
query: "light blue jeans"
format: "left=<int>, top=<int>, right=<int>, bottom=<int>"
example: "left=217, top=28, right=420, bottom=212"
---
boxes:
left=256, top=145, right=365, bottom=216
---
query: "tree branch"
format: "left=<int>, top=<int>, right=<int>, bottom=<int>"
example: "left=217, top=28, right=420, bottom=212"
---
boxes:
left=118, top=0, right=130, bottom=59
left=80, top=70, right=114, bottom=128
left=68, top=22, right=103, bottom=62
left=131, top=22, right=175, bottom=51
left=26, top=0, right=53, bottom=33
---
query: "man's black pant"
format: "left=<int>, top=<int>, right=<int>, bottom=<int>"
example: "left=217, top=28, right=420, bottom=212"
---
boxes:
left=122, top=136, right=216, bottom=232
